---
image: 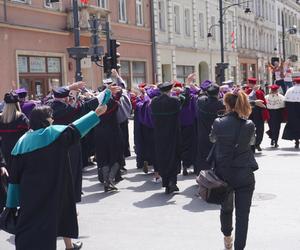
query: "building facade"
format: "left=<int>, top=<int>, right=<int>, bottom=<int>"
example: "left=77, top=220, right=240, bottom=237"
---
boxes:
left=153, top=0, right=300, bottom=86
left=0, top=0, right=153, bottom=99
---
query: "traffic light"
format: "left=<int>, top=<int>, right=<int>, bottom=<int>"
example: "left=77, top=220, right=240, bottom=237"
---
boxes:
left=215, top=63, right=229, bottom=84
left=103, top=53, right=112, bottom=75
left=110, top=39, right=121, bottom=71
left=89, top=15, right=104, bottom=62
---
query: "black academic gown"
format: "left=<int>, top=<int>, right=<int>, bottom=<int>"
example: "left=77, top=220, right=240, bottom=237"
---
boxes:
left=0, top=114, right=29, bottom=172
left=0, top=147, right=6, bottom=212
left=151, top=93, right=181, bottom=187
left=50, top=98, right=98, bottom=202
left=282, top=102, right=300, bottom=140
left=195, top=96, right=224, bottom=173
left=9, top=112, right=99, bottom=250
left=94, top=98, right=124, bottom=168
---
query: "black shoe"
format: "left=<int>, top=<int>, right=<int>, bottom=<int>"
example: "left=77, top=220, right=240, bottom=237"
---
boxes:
left=104, top=182, right=118, bottom=192
left=295, top=140, right=299, bottom=149
left=271, top=140, right=274, bottom=146
left=167, top=184, right=179, bottom=194
left=275, top=143, right=279, bottom=148
left=165, top=187, right=169, bottom=194
left=143, top=161, right=149, bottom=174
left=66, top=241, right=83, bottom=250
left=120, top=167, right=127, bottom=175
left=256, top=145, right=262, bottom=151
left=115, top=175, right=124, bottom=183
left=182, top=168, right=188, bottom=176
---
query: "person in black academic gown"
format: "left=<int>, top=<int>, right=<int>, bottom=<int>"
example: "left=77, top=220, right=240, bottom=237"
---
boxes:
left=282, top=77, right=300, bottom=148
left=94, top=81, right=125, bottom=192
left=7, top=92, right=109, bottom=250
left=151, top=81, right=181, bottom=194
left=0, top=92, right=29, bottom=173
left=195, top=84, right=224, bottom=174
left=0, top=147, right=8, bottom=212
left=49, top=82, right=100, bottom=202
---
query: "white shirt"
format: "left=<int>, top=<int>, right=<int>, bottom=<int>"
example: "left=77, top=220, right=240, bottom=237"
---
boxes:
left=285, top=85, right=300, bottom=103
left=265, top=93, right=285, bottom=109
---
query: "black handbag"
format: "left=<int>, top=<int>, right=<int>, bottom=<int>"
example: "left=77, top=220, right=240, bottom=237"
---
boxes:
left=0, top=207, right=19, bottom=234
left=197, top=120, right=243, bottom=204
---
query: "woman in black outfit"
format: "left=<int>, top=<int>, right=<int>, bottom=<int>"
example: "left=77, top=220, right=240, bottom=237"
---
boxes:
left=210, top=89, right=258, bottom=250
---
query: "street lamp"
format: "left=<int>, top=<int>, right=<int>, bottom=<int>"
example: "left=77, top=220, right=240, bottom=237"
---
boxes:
left=208, top=0, right=252, bottom=84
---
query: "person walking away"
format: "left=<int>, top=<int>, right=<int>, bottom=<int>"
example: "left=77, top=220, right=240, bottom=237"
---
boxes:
left=282, top=77, right=300, bottom=148
left=195, top=84, right=224, bottom=175
left=94, top=80, right=125, bottom=192
left=0, top=92, right=29, bottom=173
left=244, top=78, right=269, bottom=152
left=265, top=85, right=285, bottom=147
left=210, top=89, right=258, bottom=250
left=151, top=82, right=181, bottom=194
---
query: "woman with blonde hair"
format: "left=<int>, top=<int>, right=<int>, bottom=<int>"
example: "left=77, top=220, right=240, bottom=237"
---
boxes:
left=0, top=92, right=29, bottom=173
left=210, top=89, right=258, bottom=250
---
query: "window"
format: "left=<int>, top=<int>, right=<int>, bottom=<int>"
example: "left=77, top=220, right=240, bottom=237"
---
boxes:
left=158, top=1, right=166, bottom=31
left=12, top=0, right=27, bottom=3
left=174, top=5, right=180, bottom=34
left=119, top=0, right=127, bottom=23
left=136, top=0, right=143, bottom=26
left=176, top=65, right=194, bottom=83
left=44, top=0, right=60, bottom=9
left=120, top=61, right=131, bottom=86
left=199, top=13, right=204, bottom=39
left=133, top=62, right=146, bottom=86
left=184, top=8, right=191, bottom=36
left=97, top=0, right=106, bottom=8
left=120, top=61, right=146, bottom=88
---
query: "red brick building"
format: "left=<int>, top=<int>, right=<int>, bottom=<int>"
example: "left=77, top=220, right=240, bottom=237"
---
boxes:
left=0, top=0, right=153, bottom=99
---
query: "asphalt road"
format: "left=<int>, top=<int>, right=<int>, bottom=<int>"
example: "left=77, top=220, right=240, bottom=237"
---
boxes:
left=1, top=123, right=300, bottom=250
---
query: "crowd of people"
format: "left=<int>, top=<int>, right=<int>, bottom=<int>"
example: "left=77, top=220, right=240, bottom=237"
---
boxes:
left=0, top=66, right=300, bottom=250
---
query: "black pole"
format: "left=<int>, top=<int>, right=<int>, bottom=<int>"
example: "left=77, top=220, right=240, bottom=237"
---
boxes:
left=219, top=0, right=225, bottom=83
left=4, top=0, right=7, bottom=22
left=282, top=11, right=286, bottom=61
left=105, top=21, right=111, bottom=78
left=73, top=0, right=82, bottom=81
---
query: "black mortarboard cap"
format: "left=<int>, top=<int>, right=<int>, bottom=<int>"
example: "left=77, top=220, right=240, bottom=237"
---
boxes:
left=53, top=87, right=70, bottom=98
left=4, top=92, right=19, bottom=104
left=158, top=81, right=173, bottom=92
left=207, top=84, right=220, bottom=96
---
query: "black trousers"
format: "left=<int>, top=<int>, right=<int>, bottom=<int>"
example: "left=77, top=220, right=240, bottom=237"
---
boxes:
left=217, top=168, right=255, bottom=250
left=267, top=109, right=283, bottom=143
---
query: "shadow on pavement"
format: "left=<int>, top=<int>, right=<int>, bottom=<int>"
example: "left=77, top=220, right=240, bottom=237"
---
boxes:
left=82, top=183, right=102, bottom=193
left=181, top=185, right=220, bottom=213
left=133, top=192, right=176, bottom=208
left=278, top=147, right=300, bottom=152
left=276, top=153, right=299, bottom=157
left=125, top=173, right=151, bottom=183
left=127, top=181, right=162, bottom=192
left=80, top=191, right=118, bottom=204
left=82, top=176, right=99, bottom=182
